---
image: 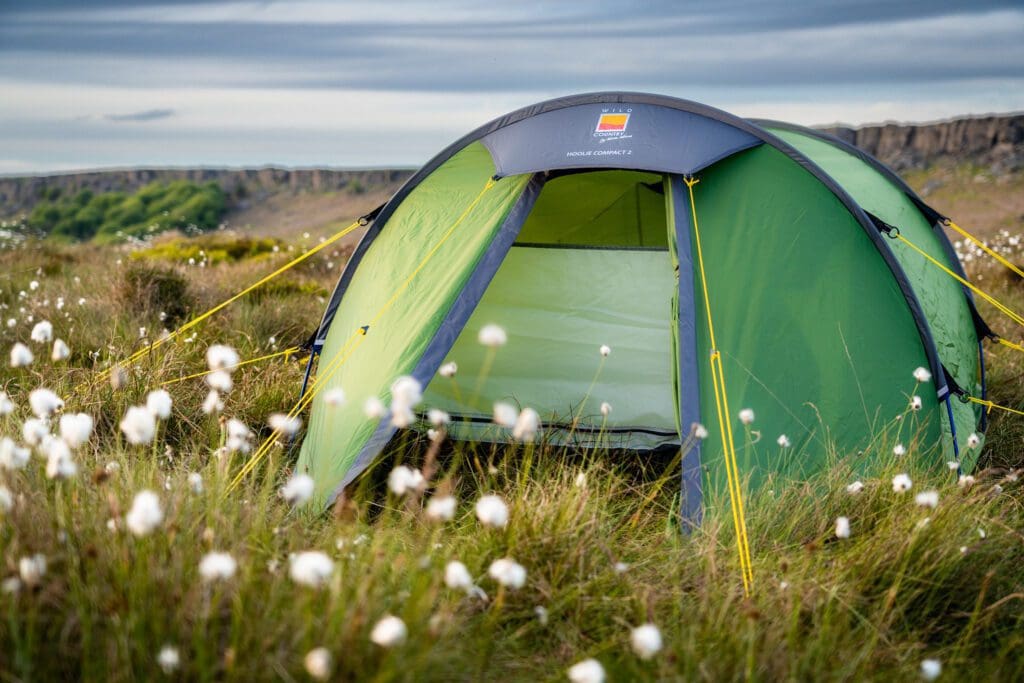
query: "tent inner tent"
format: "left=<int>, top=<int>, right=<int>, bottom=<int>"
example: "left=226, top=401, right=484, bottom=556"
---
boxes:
left=296, top=93, right=987, bottom=518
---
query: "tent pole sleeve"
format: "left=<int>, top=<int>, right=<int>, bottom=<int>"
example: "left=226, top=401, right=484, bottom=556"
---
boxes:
left=669, top=175, right=704, bottom=529
left=979, top=339, right=988, bottom=432
left=299, top=346, right=319, bottom=399
left=944, top=395, right=961, bottom=474
left=326, top=174, right=546, bottom=504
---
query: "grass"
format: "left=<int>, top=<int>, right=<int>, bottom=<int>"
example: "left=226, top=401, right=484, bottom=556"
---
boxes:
left=1, top=223, right=1024, bottom=681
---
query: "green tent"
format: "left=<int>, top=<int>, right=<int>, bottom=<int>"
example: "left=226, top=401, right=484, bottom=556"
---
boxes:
left=296, top=93, right=987, bottom=518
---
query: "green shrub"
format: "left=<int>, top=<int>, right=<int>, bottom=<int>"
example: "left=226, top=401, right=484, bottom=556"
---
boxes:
left=133, top=235, right=284, bottom=265
left=26, top=181, right=227, bottom=243
left=117, top=263, right=194, bottom=325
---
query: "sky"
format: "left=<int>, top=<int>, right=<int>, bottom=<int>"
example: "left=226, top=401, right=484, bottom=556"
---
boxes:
left=1, top=0, right=1022, bottom=174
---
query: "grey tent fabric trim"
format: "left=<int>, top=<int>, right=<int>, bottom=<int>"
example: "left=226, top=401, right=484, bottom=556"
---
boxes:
left=669, top=175, right=704, bottom=529
left=310, top=91, right=951, bottom=453
left=324, top=175, right=544, bottom=504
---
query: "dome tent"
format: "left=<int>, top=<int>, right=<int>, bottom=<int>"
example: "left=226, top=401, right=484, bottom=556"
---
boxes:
left=295, top=92, right=986, bottom=518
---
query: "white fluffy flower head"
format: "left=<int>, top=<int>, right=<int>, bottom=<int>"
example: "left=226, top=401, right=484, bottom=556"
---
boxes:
left=488, top=557, right=526, bottom=589
left=444, top=560, right=474, bottom=591
left=493, top=402, right=518, bottom=428
left=323, top=388, right=345, bottom=407
left=913, top=367, right=932, bottom=383
left=281, top=473, right=315, bottom=505
left=835, top=516, right=851, bottom=539
left=920, top=658, right=942, bottom=681
left=289, top=551, right=334, bottom=588
left=0, top=437, right=31, bottom=470
left=512, top=408, right=540, bottom=442
left=10, top=342, right=33, bottom=367
left=370, top=615, right=407, bottom=648
left=206, top=344, right=239, bottom=371
left=364, top=396, right=386, bottom=419
left=475, top=494, right=509, bottom=528
left=201, top=390, right=222, bottom=415
left=387, top=465, right=425, bottom=496
left=567, top=658, right=605, bottom=683
left=630, top=623, right=663, bottom=660
left=51, top=339, right=70, bottom=361
left=44, top=438, right=77, bottom=479
left=426, top=495, right=457, bottom=522
left=304, top=647, right=332, bottom=680
left=19, top=554, right=47, bottom=587
left=146, top=389, right=173, bottom=420
left=157, top=646, right=180, bottom=674
left=390, top=375, right=423, bottom=408
left=199, top=551, right=237, bottom=582
left=59, top=413, right=94, bottom=449
left=22, top=418, right=49, bottom=447
left=438, top=361, right=458, bottom=378
left=30, top=320, right=53, bottom=343
left=268, top=413, right=302, bottom=435
left=892, top=473, right=913, bottom=493
left=120, top=406, right=156, bottom=445
left=126, top=490, right=163, bottom=537
left=29, top=388, right=63, bottom=417
left=478, top=323, right=507, bottom=347
left=738, top=408, right=755, bottom=425
left=206, top=370, right=233, bottom=393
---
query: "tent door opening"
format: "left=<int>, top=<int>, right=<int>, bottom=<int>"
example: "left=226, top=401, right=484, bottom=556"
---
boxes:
left=422, top=170, right=680, bottom=449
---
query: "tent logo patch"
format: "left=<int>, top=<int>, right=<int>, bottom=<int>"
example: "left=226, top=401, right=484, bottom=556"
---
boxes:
left=595, top=113, right=629, bottom=133
left=593, top=109, right=633, bottom=143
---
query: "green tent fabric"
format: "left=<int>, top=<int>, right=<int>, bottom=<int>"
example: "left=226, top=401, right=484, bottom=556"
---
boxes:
left=763, top=125, right=984, bottom=467
left=296, top=142, right=532, bottom=502
left=296, top=93, right=987, bottom=516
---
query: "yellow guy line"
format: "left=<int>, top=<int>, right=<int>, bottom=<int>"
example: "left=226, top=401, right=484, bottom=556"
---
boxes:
left=685, top=175, right=754, bottom=595
left=225, top=178, right=499, bottom=495
left=93, top=217, right=366, bottom=385
left=994, top=337, right=1024, bottom=354
left=895, top=234, right=1024, bottom=329
left=159, top=347, right=303, bottom=386
left=946, top=219, right=1024, bottom=281
left=965, top=395, right=1024, bottom=417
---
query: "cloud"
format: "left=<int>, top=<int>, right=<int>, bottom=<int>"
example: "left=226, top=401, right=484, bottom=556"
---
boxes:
left=0, top=1, right=1021, bottom=171
left=104, top=108, right=175, bottom=122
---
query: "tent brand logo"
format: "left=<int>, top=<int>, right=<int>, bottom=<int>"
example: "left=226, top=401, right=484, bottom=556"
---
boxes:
left=595, top=113, right=629, bottom=132
left=593, top=109, right=633, bottom=143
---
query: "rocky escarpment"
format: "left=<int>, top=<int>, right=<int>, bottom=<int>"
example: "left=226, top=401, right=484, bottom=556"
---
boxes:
left=0, top=167, right=414, bottom=217
left=823, top=113, right=1024, bottom=174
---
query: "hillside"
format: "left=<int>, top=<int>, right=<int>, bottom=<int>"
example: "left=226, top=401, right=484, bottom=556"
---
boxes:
left=0, top=168, right=412, bottom=244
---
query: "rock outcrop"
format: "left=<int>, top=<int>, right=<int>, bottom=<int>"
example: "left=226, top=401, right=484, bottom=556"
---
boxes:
left=822, top=113, right=1024, bottom=174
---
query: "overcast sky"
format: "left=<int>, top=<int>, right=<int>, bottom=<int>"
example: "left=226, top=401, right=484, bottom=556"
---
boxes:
left=1, top=0, right=1022, bottom=174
